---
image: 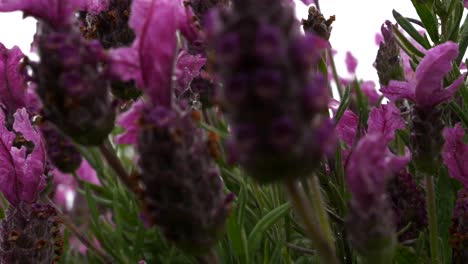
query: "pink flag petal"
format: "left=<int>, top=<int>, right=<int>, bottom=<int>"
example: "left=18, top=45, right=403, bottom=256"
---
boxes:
left=115, top=100, right=144, bottom=145
left=380, top=80, right=415, bottom=102
left=367, top=103, right=405, bottom=143
left=345, top=51, right=358, bottom=74
left=0, top=44, right=27, bottom=112
left=414, top=41, right=459, bottom=107
left=175, top=51, right=206, bottom=95
left=336, top=110, right=359, bottom=147
left=442, top=123, right=468, bottom=187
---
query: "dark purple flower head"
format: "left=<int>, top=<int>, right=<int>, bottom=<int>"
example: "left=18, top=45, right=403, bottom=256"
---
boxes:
left=34, top=25, right=115, bottom=145
left=0, top=108, right=47, bottom=206
left=39, top=122, right=82, bottom=173
left=137, top=106, right=232, bottom=254
left=80, top=0, right=135, bottom=49
left=208, top=0, right=334, bottom=182
left=0, top=0, right=109, bottom=28
left=381, top=42, right=465, bottom=109
left=301, top=6, right=335, bottom=40
left=387, top=171, right=427, bottom=242
left=0, top=202, right=62, bottom=264
left=374, top=20, right=403, bottom=87
left=442, top=123, right=468, bottom=187
left=450, top=188, right=468, bottom=263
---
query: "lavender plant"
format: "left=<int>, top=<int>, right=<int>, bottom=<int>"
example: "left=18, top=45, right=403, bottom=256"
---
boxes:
left=0, top=0, right=466, bottom=263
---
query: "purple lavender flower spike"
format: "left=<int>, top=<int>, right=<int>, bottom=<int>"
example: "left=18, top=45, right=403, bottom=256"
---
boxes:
left=374, top=20, right=405, bottom=86
left=110, top=0, right=233, bottom=255
left=209, top=0, right=334, bottom=182
left=450, top=189, right=468, bottom=263
left=346, top=134, right=408, bottom=261
left=0, top=202, right=62, bottom=263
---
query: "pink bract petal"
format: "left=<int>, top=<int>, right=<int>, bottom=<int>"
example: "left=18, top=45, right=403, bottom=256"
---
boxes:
left=114, top=0, right=178, bottom=106
left=414, top=41, right=459, bottom=107
left=367, top=103, right=405, bottom=143
left=335, top=110, right=359, bottom=147
left=0, top=0, right=108, bottom=27
left=345, top=51, right=358, bottom=74
left=426, top=73, right=466, bottom=107
left=0, top=44, right=27, bottom=112
left=380, top=80, right=415, bottom=102
left=76, top=159, right=100, bottom=186
left=442, top=123, right=468, bottom=187
left=115, top=100, right=144, bottom=145
left=175, top=51, right=206, bottom=95
left=346, top=134, right=409, bottom=209
left=0, top=109, right=46, bottom=205
left=360, top=81, right=381, bottom=105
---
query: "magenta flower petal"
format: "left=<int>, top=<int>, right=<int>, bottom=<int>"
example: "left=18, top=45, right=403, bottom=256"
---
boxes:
left=0, top=0, right=108, bottom=27
left=0, top=44, right=27, bottom=112
left=115, top=100, right=144, bottom=145
left=0, top=109, right=46, bottom=205
left=360, top=81, right=380, bottom=105
left=345, top=51, right=358, bottom=74
left=175, top=51, right=206, bottom=94
left=442, top=123, right=468, bottom=187
left=427, top=73, right=466, bottom=107
left=346, top=134, right=409, bottom=208
left=367, top=103, right=405, bottom=143
left=380, top=80, right=415, bottom=102
left=111, top=0, right=178, bottom=106
left=12, top=109, right=47, bottom=204
left=414, top=41, right=459, bottom=107
left=465, top=0, right=468, bottom=8
left=336, top=110, right=359, bottom=147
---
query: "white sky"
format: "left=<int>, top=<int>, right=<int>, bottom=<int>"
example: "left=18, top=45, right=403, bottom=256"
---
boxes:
left=0, top=1, right=418, bottom=85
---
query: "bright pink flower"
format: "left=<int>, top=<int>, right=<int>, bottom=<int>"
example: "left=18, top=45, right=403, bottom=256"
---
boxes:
left=115, top=100, right=144, bottom=145
left=175, top=50, right=207, bottom=95
left=110, top=0, right=179, bottom=107
left=345, top=51, right=358, bottom=74
left=442, top=123, right=468, bottom=187
left=0, top=108, right=46, bottom=206
left=0, top=0, right=108, bottom=27
left=346, top=134, right=410, bottom=209
left=381, top=42, right=465, bottom=108
left=367, top=103, right=405, bottom=143
left=360, top=81, right=381, bottom=105
left=0, top=44, right=27, bottom=113
left=336, top=103, right=405, bottom=147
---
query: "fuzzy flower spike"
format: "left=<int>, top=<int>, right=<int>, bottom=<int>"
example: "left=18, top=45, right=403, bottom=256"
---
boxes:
left=0, top=0, right=115, bottom=146
left=112, top=0, right=233, bottom=254
left=0, top=109, right=62, bottom=263
left=207, top=0, right=334, bottom=182
left=382, top=41, right=465, bottom=173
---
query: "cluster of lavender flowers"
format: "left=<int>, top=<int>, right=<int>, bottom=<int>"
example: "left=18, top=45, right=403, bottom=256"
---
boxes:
left=0, top=0, right=467, bottom=263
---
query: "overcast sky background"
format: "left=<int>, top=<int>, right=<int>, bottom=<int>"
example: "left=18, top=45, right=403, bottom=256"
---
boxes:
left=0, top=1, right=419, bottom=85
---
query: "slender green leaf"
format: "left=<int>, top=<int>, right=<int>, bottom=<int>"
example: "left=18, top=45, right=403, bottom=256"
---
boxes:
left=411, top=0, right=439, bottom=43
left=393, top=9, right=431, bottom=49
left=247, top=202, right=291, bottom=256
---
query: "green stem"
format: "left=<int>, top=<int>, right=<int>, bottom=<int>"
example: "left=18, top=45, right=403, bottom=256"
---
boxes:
left=285, top=180, right=339, bottom=264
left=327, top=47, right=344, bottom=99
left=99, top=139, right=132, bottom=188
left=307, top=176, right=335, bottom=249
left=425, top=173, right=440, bottom=264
